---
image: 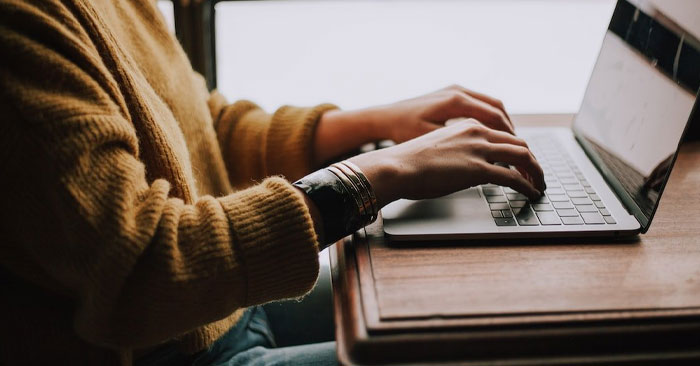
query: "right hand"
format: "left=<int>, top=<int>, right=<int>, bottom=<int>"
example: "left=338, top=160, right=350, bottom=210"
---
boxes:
left=348, top=119, right=546, bottom=208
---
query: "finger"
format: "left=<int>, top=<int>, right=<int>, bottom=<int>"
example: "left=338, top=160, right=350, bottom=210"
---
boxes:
left=485, top=143, right=546, bottom=192
left=515, top=166, right=534, bottom=186
left=483, top=128, right=529, bottom=149
left=458, top=96, right=515, bottom=135
left=482, top=129, right=543, bottom=188
left=447, top=85, right=514, bottom=129
left=445, top=117, right=481, bottom=127
left=482, top=163, right=541, bottom=200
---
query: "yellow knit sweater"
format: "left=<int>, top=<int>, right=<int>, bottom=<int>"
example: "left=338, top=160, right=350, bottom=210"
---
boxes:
left=0, top=0, right=336, bottom=364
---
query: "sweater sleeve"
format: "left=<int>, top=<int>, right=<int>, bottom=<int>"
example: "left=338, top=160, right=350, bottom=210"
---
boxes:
left=0, top=1, right=320, bottom=348
left=207, top=89, right=338, bottom=188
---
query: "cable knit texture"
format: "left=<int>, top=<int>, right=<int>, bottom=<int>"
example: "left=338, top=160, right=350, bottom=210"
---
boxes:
left=0, top=0, right=337, bottom=364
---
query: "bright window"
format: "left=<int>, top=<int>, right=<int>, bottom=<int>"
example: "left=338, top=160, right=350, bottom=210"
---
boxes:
left=215, top=0, right=615, bottom=114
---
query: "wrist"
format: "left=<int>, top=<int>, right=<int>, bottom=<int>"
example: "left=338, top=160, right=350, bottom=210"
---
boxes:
left=325, top=107, right=390, bottom=141
left=356, top=105, right=394, bottom=141
left=293, top=165, right=378, bottom=246
left=314, top=108, right=387, bottom=166
left=347, top=149, right=404, bottom=208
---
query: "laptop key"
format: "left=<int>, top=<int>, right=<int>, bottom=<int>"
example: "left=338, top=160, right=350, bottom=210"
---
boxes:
left=515, top=206, right=540, bottom=226
left=507, top=193, right=528, bottom=201
left=585, top=187, right=597, bottom=194
left=556, top=172, right=574, bottom=179
left=489, top=203, right=510, bottom=210
left=483, top=187, right=503, bottom=196
left=604, top=216, right=617, bottom=224
left=594, top=201, right=606, bottom=208
left=486, top=195, right=507, bottom=203
left=562, top=216, right=585, bottom=225
left=557, top=209, right=579, bottom=217
left=533, top=196, right=549, bottom=204
left=600, top=208, right=611, bottom=216
left=567, top=191, right=588, bottom=198
left=532, top=203, right=554, bottom=211
left=545, top=188, right=565, bottom=195
left=494, top=217, right=517, bottom=226
left=491, top=210, right=503, bottom=218
left=563, top=184, right=583, bottom=191
left=509, top=200, right=527, bottom=208
left=581, top=212, right=605, bottom=224
left=576, top=205, right=598, bottom=213
left=552, top=201, right=574, bottom=209
left=536, top=212, right=562, bottom=225
left=571, top=197, right=593, bottom=205
left=589, top=194, right=601, bottom=201
left=547, top=194, right=569, bottom=202
left=501, top=210, right=513, bottom=218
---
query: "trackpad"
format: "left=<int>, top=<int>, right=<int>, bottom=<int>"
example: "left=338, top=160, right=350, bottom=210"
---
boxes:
left=382, top=188, right=488, bottom=233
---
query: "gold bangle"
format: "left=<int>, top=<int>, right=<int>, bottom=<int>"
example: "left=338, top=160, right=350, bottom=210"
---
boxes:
left=327, top=166, right=366, bottom=218
left=332, top=163, right=372, bottom=224
left=341, top=160, right=378, bottom=222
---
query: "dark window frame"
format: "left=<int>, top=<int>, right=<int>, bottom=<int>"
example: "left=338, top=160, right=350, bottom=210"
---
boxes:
left=170, top=0, right=218, bottom=90
left=174, top=0, right=261, bottom=91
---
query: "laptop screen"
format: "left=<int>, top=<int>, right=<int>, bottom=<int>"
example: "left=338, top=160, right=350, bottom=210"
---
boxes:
left=572, top=0, right=699, bottom=232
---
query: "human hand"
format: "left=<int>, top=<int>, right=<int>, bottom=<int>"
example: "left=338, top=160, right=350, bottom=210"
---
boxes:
left=369, top=84, right=514, bottom=143
left=313, top=85, right=514, bottom=166
left=348, top=119, right=545, bottom=208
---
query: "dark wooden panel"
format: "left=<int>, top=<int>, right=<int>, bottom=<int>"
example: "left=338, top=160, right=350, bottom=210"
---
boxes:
left=332, top=114, right=700, bottom=366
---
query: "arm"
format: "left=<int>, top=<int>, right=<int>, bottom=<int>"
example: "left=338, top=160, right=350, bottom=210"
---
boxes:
left=0, top=2, right=319, bottom=348
left=208, top=91, right=338, bottom=187
left=308, top=85, right=542, bottom=212
left=299, top=88, right=545, bottom=244
left=298, top=116, right=546, bottom=248
left=313, top=85, right=517, bottom=166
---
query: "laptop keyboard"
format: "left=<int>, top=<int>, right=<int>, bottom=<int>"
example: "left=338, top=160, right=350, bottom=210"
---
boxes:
left=482, top=136, right=616, bottom=227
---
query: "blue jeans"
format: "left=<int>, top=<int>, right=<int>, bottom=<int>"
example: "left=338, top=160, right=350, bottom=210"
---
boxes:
left=135, top=262, right=337, bottom=366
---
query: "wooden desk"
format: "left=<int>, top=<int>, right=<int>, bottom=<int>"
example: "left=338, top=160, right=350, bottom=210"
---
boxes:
left=331, top=114, right=700, bottom=366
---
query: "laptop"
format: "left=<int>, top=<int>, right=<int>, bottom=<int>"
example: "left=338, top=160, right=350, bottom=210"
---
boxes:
left=382, top=0, right=700, bottom=241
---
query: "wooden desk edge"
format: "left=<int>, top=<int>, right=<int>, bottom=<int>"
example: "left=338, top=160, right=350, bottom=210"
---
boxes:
left=331, top=113, right=700, bottom=365
left=333, top=236, right=700, bottom=366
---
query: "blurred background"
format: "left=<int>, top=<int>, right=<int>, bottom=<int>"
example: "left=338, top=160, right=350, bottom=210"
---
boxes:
left=157, top=0, right=617, bottom=114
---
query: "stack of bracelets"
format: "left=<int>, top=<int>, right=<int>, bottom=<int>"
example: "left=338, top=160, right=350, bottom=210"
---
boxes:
left=293, top=160, right=378, bottom=246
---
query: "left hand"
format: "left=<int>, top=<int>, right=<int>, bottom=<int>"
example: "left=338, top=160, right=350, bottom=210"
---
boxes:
left=369, top=84, right=515, bottom=143
left=314, top=85, right=515, bottom=165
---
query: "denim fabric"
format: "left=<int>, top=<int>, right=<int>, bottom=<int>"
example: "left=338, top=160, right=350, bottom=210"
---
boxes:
left=135, top=306, right=338, bottom=366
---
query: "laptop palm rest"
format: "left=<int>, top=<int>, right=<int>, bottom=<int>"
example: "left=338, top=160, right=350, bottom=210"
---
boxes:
left=382, top=188, right=492, bottom=236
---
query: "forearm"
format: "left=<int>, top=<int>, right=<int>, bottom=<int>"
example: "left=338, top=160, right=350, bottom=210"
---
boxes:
left=313, top=108, right=387, bottom=166
left=212, top=99, right=339, bottom=185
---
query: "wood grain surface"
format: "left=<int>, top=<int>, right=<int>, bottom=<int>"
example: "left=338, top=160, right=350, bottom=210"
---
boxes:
left=331, top=114, right=700, bottom=365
